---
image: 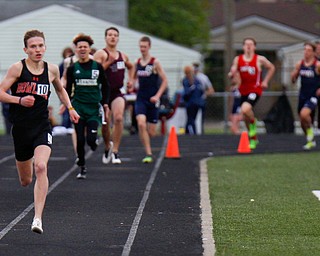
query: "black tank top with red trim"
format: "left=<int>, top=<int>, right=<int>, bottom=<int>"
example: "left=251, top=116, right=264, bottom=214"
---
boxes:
left=9, top=59, right=51, bottom=125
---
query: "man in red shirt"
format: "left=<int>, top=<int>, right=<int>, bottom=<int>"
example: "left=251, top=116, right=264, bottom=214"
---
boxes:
left=228, top=37, right=275, bottom=149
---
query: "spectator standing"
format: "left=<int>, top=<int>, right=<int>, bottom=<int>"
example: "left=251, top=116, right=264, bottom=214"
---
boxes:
left=58, top=47, right=74, bottom=130
left=192, top=62, right=214, bottom=134
left=291, top=42, right=320, bottom=150
left=59, top=47, right=74, bottom=79
left=228, top=37, right=275, bottom=149
left=182, top=65, right=204, bottom=135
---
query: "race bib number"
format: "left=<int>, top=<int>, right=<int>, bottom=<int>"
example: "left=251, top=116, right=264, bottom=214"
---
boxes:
left=37, top=84, right=49, bottom=96
left=248, top=93, right=257, bottom=101
left=92, top=69, right=99, bottom=79
left=248, top=67, right=256, bottom=75
left=117, top=61, right=125, bottom=70
left=311, top=97, right=318, bottom=105
left=47, top=133, right=52, bottom=145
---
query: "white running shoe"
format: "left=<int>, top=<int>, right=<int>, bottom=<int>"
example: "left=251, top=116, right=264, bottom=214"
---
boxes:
left=76, top=166, right=87, bottom=179
left=31, top=218, right=43, bottom=234
left=303, top=141, right=316, bottom=150
left=102, top=141, right=113, bottom=164
left=111, top=152, right=121, bottom=164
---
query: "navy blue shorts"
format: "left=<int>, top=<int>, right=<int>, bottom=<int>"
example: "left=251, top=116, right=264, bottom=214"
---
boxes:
left=232, top=97, right=241, bottom=114
left=135, top=99, right=159, bottom=124
left=12, top=120, right=52, bottom=161
left=298, top=96, right=318, bottom=113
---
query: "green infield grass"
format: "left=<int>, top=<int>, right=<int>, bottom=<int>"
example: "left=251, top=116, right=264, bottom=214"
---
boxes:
left=207, top=152, right=320, bottom=256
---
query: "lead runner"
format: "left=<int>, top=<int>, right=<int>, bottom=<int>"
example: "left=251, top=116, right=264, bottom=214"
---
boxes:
left=0, top=29, right=79, bottom=234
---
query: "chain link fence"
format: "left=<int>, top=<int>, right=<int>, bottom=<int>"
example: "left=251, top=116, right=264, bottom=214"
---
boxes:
left=203, top=91, right=302, bottom=134
left=0, top=66, right=307, bottom=136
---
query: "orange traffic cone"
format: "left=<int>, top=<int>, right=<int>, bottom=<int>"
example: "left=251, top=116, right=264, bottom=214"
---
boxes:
left=237, top=131, right=251, bottom=154
left=165, top=126, right=181, bottom=159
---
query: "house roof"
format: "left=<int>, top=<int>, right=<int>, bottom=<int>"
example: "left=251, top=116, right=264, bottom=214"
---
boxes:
left=0, top=4, right=201, bottom=120
left=210, top=15, right=318, bottom=51
left=0, top=4, right=201, bottom=86
left=210, top=1, right=320, bottom=36
left=0, top=0, right=128, bottom=26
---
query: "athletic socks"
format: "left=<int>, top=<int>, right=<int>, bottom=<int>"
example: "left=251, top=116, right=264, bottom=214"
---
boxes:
left=248, top=118, right=257, bottom=137
left=306, top=127, right=314, bottom=142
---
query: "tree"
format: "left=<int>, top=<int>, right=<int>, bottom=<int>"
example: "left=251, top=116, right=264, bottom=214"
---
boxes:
left=128, top=0, right=211, bottom=48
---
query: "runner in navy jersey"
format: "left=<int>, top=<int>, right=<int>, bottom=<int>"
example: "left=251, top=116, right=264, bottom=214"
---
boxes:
left=0, top=30, right=79, bottom=234
left=314, top=41, right=320, bottom=130
left=94, top=27, right=134, bottom=164
left=133, top=36, right=168, bottom=163
left=291, top=42, right=320, bottom=150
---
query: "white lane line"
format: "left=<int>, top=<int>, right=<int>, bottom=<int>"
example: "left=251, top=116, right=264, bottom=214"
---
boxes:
left=312, top=190, right=320, bottom=200
left=50, top=157, right=68, bottom=161
left=0, top=154, right=15, bottom=164
left=200, top=158, right=216, bottom=256
left=121, top=136, right=168, bottom=256
left=0, top=150, right=94, bottom=240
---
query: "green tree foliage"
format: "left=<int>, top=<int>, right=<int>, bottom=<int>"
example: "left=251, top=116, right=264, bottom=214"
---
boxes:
left=128, top=0, right=211, bottom=48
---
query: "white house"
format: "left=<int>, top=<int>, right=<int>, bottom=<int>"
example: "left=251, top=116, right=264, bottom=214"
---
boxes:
left=0, top=4, right=201, bottom=130
left=210, top=15, right=318, bottom=52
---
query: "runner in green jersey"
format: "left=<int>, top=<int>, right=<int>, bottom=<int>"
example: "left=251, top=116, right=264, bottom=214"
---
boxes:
left=66, top=33, right=110, bottom=179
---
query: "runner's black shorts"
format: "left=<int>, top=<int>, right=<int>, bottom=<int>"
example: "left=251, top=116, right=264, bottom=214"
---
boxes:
left=240, top=93, right=260, bottom=107
left=12, top=120, right=52, bottom=161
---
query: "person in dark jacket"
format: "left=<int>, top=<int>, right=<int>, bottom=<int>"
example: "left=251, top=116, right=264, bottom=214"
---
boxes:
left=182, top=65, right=204, bottom=135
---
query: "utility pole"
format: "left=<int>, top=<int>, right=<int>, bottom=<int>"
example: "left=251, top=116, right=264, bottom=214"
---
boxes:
left=223, top=0, right=235, bottom=87
left=223, top=0, right=236, bottom=132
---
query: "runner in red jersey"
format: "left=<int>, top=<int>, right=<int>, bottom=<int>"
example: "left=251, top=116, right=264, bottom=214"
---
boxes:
left=94, top=27, right=134, bottom=164
left=237, top=54, right=262, bottom=96
left=229, top=37, right=275, bottom=149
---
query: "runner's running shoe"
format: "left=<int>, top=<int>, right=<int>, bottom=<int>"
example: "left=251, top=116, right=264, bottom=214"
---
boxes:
left=111, top=152, right=121, bottom=164
left=102, top=141, right=113, bottom=164
left=303, top=141, right=316, bottom=150
left=142, top=155, right=153, bottom=163
left=76, top=166, right=87, bottom=179
left=31, top=218, right=43, bottom=234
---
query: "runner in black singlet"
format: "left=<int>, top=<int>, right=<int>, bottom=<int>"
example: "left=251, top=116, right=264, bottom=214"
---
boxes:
left=0, top=30, right=79, bottom=234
